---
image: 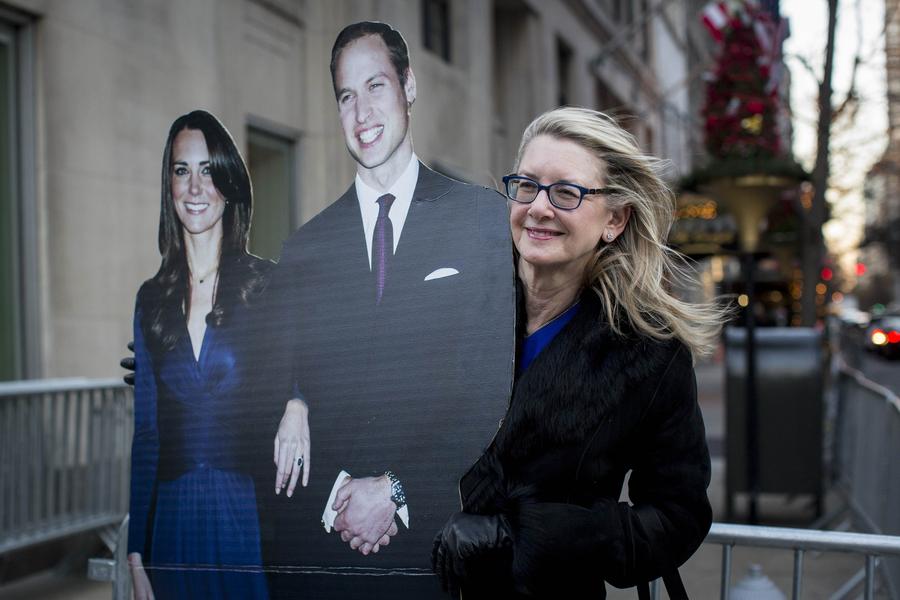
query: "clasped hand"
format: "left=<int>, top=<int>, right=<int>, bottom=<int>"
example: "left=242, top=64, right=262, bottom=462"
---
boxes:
left=272, top=400, right=398, bottom=555
left=332, top=475, right=399, bottom=555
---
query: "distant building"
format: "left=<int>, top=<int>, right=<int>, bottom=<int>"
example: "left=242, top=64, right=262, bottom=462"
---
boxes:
left=859, top=0, right=900, bottom=307
left=0, top=0, right=703, bottom=380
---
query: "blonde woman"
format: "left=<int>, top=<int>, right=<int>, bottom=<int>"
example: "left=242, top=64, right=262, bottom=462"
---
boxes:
left=432, top=107, right=725, bottom=599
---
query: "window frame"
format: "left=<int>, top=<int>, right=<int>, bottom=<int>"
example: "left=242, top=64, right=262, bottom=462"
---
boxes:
left=0, top=7, right=38, bottom=380
left=245, top=116, right=300, bottom=261
left=422, top=0, right=452, bottom=63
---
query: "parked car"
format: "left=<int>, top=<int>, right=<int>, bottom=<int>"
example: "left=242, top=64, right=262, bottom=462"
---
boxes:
left=867, top=316, right=900, bottom=359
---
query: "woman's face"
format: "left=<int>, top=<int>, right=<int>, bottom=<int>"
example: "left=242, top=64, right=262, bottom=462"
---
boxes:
left=170, top=128, right=226, bottom=238
left=510, top=135, right=624, bottom=276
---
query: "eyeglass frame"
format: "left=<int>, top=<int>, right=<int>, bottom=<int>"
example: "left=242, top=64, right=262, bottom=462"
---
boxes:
left=501, top=174, right=614, bottom=211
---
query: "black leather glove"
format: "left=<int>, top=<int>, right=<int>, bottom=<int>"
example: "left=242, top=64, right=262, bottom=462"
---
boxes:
left=120, top=341, right=135, bottom=386
left=432, top=512, right=512, bottom=592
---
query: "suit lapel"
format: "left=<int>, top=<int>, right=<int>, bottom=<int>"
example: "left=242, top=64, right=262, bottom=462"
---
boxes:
left=296, top=185, right=373, bottom=314
left=385, top=165, right=457, bottom=304
left=330, top=184, right=370, bottom=278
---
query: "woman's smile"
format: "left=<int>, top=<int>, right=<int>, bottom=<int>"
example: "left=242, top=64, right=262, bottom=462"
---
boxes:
left=525, top=227, right=564, bottom=241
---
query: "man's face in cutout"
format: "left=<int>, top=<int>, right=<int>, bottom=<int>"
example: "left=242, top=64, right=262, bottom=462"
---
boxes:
left=334, top=34, right=416, bottom=174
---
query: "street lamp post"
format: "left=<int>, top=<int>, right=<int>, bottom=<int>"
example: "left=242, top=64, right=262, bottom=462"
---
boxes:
left=706, top=174, right=794, bottom=524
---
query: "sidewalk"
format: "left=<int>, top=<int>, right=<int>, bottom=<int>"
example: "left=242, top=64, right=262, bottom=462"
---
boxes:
left=0, top=359, right=882, bottom=599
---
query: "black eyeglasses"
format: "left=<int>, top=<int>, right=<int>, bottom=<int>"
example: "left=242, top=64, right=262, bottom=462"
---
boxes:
left=502, top=175, right=613, bottom=210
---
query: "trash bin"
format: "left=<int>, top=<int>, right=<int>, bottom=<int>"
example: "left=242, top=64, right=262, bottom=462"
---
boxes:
left=724, top=327, right=824, bottom=520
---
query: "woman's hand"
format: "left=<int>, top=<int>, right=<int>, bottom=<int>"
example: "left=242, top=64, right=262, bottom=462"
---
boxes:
left=432, top=512, right=513, bottom=591
left=274, top=398, right=310, bottom=497
left=128, top=553, right=155, bottom=600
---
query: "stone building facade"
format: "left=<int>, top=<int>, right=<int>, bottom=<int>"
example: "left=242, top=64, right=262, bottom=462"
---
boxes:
left=0, top=0, right=704, bottom=380
left=860, top=0, right=900, bottom=307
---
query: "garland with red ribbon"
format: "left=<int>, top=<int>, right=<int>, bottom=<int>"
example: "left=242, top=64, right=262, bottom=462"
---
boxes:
left=701, top=2, right=784, bottom=159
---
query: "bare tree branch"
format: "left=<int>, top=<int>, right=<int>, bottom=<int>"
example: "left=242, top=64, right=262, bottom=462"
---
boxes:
left=784, top=52, right=819, bottom=79
left=832, top=0, right=865, bottom=121
left=801, top=0, right=838, bottom=326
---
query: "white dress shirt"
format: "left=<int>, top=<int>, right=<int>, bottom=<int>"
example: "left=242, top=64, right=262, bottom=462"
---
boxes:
left=323, top=156, right=420, bottom=532
left=355, top=154, right=419, bottom=269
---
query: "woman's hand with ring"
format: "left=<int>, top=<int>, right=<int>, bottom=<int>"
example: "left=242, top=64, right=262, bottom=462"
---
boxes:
left=274, top=397, right=310, bottom=497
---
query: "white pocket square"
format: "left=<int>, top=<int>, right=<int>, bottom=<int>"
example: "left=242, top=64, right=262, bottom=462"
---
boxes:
left=424, top=268, right=459, bottom=281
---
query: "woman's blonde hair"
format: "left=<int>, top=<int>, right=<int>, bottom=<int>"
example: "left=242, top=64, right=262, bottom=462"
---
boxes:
left=515, top=107, right=728, bottom=358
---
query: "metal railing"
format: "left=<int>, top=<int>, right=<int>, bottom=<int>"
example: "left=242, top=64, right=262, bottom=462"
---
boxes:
left=4, top=332, right=899, bottom=599
left=703, top=523, right=900, bottom=600
left=0, top=378, right=133, bottom=554
left=829, top=357, right=900, bottom=598
left=87, top=515, right=132, bottom=600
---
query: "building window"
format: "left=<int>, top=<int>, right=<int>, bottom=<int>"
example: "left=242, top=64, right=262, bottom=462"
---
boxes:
left=556, top=37, right=574, bottom=107
left=246, top=126, right=296, bottom=261
left=640, top=0, right=651, bottom=61
left=613, top=0, right=635, bottom=26
left=595, top=79, right=639, bottom=139
left=0, top=11, right=36, bottom=381
left=423, top=0, right=451, bottom=62
left=595, top=78, right=625, bottom=114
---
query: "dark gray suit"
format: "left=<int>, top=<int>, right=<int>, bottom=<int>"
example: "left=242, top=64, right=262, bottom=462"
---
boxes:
left=260, top=165, right=515, bottom=598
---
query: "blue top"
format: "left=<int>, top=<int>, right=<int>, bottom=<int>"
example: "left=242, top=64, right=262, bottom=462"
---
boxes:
left=127, top=282, right=262, bottom=556
left=518, top=301, right=581, bottom=376
left=128, top=303, right=159, bottom=556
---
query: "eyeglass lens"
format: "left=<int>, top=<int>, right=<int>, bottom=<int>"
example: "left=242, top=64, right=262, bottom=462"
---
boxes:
left=508, top=177, right=583, bottom=209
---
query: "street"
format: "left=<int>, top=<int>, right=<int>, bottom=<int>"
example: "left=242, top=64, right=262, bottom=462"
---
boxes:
left=859, top=351, right=900, bottom=396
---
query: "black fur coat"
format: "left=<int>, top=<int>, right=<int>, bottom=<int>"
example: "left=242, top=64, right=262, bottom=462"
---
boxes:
left=456, top=289, right=712, bottom=599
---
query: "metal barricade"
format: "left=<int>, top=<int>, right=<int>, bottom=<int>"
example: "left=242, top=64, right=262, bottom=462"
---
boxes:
left=87, top=515, right=131, bottom=599
left=0, top=378, right=133, bottom=554
left=831, top=358, right=900, bottom=597
left=5, top=355, right=898, bottom=599
left=705, top=523, right=900, bottom=600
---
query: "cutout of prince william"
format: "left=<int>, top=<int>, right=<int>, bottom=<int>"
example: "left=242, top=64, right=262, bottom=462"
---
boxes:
left=260, top=21, right=515, bottom=599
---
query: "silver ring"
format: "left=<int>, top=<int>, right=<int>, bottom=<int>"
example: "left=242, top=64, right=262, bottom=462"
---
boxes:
left=297, top=457, right=304, bottom=467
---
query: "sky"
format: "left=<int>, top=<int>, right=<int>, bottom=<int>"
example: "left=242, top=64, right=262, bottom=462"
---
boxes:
left=781, top=0, right=888, bottom=276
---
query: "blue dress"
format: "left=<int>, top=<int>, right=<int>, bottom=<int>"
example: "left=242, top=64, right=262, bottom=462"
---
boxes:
left=128, top=275, right=268, bottom=599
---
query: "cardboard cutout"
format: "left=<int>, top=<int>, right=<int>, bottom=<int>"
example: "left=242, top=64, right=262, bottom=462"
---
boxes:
left=128, top=110, right=272, bottom=598
left=257, top=166, right=514, bottom=598
left=129, top=22, right=515, bottom=600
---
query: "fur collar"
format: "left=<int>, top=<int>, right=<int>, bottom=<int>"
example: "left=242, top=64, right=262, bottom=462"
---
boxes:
left=495, top=289, right=678, bottom=461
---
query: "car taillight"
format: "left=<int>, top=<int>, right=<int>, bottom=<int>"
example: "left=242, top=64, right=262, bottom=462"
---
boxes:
left=872, top=329, right=888, bottom=346
left=888, top=330, right=900, bottom=344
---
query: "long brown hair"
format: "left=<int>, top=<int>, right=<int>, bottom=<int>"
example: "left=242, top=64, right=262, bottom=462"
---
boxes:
left=145, top=109, right=263, bottom=351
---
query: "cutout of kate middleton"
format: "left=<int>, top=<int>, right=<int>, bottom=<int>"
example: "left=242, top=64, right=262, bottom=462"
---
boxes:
left=128, top=110, right=270, bottom=599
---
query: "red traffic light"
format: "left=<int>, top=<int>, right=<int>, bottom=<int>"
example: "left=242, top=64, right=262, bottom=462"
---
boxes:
left=820, top=267, right=833, bottom=281
left=856, top=262, right=867, bottom=276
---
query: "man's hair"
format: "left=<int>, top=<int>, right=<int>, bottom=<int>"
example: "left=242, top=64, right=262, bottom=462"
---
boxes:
left=330, top=21, right=410, bottom=98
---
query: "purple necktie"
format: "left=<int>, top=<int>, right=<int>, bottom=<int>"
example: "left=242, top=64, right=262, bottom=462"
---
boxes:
left=373, top=193, right=395, bottom=305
